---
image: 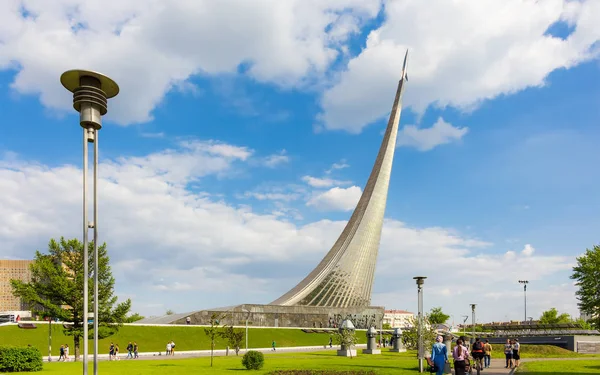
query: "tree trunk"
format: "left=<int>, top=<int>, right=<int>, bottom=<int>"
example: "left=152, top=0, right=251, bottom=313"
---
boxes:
left=210, top=341, right=214, bottom=367
left=73, top=335, right=80, bottom=362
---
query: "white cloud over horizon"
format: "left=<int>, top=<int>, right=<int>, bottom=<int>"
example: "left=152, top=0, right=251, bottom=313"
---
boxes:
left=306, top=186, right=362, bottom=211
left=0, top=142, right=577, bottom=319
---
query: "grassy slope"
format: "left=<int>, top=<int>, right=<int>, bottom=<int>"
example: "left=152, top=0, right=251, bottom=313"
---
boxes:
left=14, top=351, right=418, bottom=375
left=484, top=344, right=599, bottom=358
left=517, top=359, right=600, bottom=374
left=0, top=325, right=367, bottom=355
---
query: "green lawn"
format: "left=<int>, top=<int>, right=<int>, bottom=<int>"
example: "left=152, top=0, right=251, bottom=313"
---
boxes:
left=13, top=351, right=419, bottom=375
left=517, top=359, right=600, bottom=374
left=0, top=325, right=367, bottom=355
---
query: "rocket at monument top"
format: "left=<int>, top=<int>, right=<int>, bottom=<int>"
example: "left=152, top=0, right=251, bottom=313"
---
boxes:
left=401, top=49, right=409, bottom=82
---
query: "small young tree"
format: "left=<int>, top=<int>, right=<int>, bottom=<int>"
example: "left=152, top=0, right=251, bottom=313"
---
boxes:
left=401, top=316, right=437, bottom=351
left=204, top=313, right=226, bottom=366
left=334, top=326, right=358, bottom=359
left=219, top=325, right=245, bottom=355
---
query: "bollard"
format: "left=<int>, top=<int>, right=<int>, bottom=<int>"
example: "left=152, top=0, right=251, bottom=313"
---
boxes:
left=390, top=328, right=406, bottom=353
left=362, top=327, right=381, bottom=354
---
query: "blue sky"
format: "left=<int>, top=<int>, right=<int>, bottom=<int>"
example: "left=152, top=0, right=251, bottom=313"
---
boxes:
left=1, top=0, right=599, bottom=324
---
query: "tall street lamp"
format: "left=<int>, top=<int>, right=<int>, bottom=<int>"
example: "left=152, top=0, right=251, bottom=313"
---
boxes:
left=519, top=280, right=529, bottom=323
left=414, top=276, right=427, bottom=374
left=60, top=70, right=119, bottom=375
left=242, top=308, right=250, bottom=352
left=470, top=304, right=477, bottom=342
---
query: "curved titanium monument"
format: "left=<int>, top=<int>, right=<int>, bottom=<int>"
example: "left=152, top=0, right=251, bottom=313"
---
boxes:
left=138, top=52, right=410, bottom=328
left=271, top=51, right=410, bottom=308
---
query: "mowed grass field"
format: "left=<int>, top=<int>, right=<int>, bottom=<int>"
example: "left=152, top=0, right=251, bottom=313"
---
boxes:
left=0, top=324, right=367, bottom=355
left=13, top=351, right=419, bottom=375
left=517, top=359, right=600, bottom=374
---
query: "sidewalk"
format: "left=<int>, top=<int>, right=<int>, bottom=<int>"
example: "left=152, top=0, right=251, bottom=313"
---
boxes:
left=43, top=344, right=367, bottom=362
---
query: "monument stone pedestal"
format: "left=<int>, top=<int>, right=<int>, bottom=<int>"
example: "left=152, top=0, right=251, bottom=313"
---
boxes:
left=362, top=348, right=381, bottom=354
left=337, top=349, right=357, bottom=357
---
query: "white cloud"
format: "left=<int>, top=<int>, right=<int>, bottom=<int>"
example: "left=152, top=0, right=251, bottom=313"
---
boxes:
left=0, top=0, right=382, bottom=125
left=325, top=161, right=350, bottom=174
left=319, top=0, right=600, bottom=132
left=522, top=244, right=536, bottom=257
left=302, top=175, right=351, bottom=188
left=397, top=117, right=468, bottom=151
left=307, top=186, right=362, bottom=211
left=0, top=144, right=577, bottom=320
left=262, top=150, right=290, bottom=168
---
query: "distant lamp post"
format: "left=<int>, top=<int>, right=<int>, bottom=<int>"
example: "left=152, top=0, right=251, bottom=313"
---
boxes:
left=470, top=304, right=477, bottom=341
left=60, top=69, right=119, bottom=375
left=242, top=308, right=250, bottom=352
left=413, top=276, right=427, bottom=373
left=519, top=280, right=529, bottom=323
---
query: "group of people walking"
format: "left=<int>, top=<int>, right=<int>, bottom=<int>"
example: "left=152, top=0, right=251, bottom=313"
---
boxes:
left=109, top=341, right=139, bottom=360
left=58, top=344, right=70, bottom=361
left=428, top=335, right=510, bottom=375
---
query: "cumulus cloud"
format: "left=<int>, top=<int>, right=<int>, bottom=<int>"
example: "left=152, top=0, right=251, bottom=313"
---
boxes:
left=319, top=0, right=600, bottom=132
left=397, top=117, right=468, bottom=151
left=306, top=186, right=362, bottom=211
left=0, top=0, right=382, bottom=125
left=0, top=143, right=577, bottom=319
left=522, top=244, right=536, bottom=257
left=302, top=175, right=352, bottom=188
left=262, top=150, right=290, bottom=168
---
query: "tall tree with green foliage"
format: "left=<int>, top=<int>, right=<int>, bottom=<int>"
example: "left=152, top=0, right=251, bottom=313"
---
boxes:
left=571, top=245, right=600, bottom=329
left=10, top=237, right=131, bottom=361
left=204, top=313, right=226, bottom=366
left=124, top=313, right=145, bottom=323
left=427, top=307, right=450, bottom=325
left=539, top=308, right=571, bottom=324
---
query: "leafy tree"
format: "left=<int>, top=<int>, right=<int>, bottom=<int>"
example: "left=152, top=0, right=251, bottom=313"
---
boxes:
left=334, top=326, right=358, bottom=359
left=401, top=316, right=437, bottom=351
left=382, top=323, right=392, bottom=330
left=571, top=245, right=600, bottom=329
left=10, top=238, right=131, bottom=361
left=165, top=309, right=175, bottom=315
left=219, top=325, right=245, bottom=355
left=539, top=308, right=571, bottom=324
left=204, top=313, right=226, bottom=366
left=574, top=317, right=592, bottom=330
left=427, top=307, right=450, bottom=325
left=124, top=313, right=145, bottom=323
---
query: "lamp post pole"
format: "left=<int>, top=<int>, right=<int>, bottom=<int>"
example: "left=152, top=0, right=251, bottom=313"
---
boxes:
left=48, top=317, right=52, bottom=362
left=242, top=308, right=250, bottom=353
left=60, top=70, right=119, bottom=375
left=470, top=304, right=477, bottom=341
left=519, top=280, right=529, bottom=323
left=414, top=276, right=427, bottom=374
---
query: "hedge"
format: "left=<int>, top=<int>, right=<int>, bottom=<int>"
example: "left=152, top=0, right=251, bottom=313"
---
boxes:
left=0, top=346, right=43, bottom=372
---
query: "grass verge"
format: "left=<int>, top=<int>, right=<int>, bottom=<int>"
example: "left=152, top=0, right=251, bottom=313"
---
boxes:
left=0, top=324, right=366, bottom=355
left=517, top=359, right=600, bottom=374
left=12, top=351, right=418, bottom=375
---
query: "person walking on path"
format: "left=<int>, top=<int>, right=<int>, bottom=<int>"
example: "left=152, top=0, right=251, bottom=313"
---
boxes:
left=452, top=338, right=470, bottom=375
left=127, top=342, right=133, bottom=359
left=512, top=339, right=521, bottom=368
left=271, top=340, right=276, bottom=351
left=430, top=335, right=448, bottom=375
left=133, top=342, right=139, bottom=359
left=504, top=338, right=513, bottom=368
left=166, top=341, right=172, bottom=356
left=483, top=339, right=492, bottom=368
left=59, top=345, right=65, bottom=362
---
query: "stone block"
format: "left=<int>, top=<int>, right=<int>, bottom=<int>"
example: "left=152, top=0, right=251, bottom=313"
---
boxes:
left=362, top=349, right=381, bottom=354
left=337, top=349, right=357, bottom=357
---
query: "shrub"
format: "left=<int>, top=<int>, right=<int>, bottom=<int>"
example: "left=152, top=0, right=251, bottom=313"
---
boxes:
left=242, top=350, right=264, bottom=370
left=0, top=346, right=43, bottom=372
